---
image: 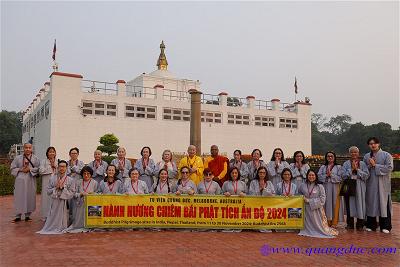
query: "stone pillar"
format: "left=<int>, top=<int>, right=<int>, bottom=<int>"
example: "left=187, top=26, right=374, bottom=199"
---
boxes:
left=218, top=92, right=228, bottom=106
left=271, top=98, right=281, bottom=111
left=246, top=96, right=255, bottom=109
left=189, top=89, right=202, bottom=155
left=116, top=80, right=126, bottom=96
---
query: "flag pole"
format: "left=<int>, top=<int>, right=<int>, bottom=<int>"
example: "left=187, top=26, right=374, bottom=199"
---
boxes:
left=52, top=39, right=58, bottom=71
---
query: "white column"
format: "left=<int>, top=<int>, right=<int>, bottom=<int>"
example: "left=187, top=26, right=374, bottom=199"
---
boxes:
left=218, top=92, right=228, bottom=106
left=246, top=96, right=255, bottom=109
left=271, top=98, right=281, bottom=111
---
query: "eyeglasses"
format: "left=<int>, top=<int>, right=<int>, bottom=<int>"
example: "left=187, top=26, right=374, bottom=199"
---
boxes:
left=181, top=171, right=189, bottom=174
left=258, top=171, right=266, bottom=174
left=205, top=173, right=213, bottom=176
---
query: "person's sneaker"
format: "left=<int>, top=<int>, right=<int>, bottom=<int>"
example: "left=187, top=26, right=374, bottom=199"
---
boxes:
left=11, top=218, right=21, bottom=223
left=25, top=217, right=32, bottom=222
left=382, top=229, right=390, bottom=234
left=259, top=229, right=272, bottom=233
left=365, top=228, right=372, bottom=232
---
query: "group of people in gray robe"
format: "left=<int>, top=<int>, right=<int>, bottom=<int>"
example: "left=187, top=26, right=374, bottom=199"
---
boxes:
left=10, top=137, right=394, bottom=237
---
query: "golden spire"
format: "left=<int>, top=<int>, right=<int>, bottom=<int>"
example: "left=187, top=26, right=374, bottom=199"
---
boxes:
left=157, top=40, right=168, bottom=70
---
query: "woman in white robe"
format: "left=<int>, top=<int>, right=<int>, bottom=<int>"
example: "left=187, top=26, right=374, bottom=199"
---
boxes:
left=298, top=169, right=338, bottom=238
left=37, top=160, right=75, bottom=234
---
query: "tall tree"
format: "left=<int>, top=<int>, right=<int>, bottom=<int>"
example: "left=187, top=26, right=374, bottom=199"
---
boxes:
left=0, top=110, right=22, bottom=156
left=324, top=114, right=352, bottom=135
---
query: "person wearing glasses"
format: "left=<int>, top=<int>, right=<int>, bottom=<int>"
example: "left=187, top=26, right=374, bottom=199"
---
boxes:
left=229, top=149, right=249, bottom=184
left=197, top=168, right=222, bottom=195
left=176, top=167, right=197, bottom=195
left=363, top=137, right=393, bottom=234
left=318, top=151, right=343, bottom=227
left=248, top=166, right=275, bottom=196
left=267, top=148, right=290, bottom=188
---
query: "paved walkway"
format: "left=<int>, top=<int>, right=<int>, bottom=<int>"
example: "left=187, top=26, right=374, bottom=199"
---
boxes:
left=0, top=195, right=399, bottom=266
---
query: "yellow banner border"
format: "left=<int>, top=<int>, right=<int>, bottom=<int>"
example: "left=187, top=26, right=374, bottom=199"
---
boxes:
left=84, top=194, right=305, bottom=229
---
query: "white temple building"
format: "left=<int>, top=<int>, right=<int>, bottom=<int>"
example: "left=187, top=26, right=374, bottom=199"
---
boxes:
left=21, top=41, right=312, bottom=162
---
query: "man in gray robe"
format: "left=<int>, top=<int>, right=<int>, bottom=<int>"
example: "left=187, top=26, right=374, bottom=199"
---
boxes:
left=363, top=137, right=393, bottom=234
left=10, top=143, right=40, bottom=222
left=342, top=146, right=369, bottom=230
left=37, top=160, right=75, bottom=234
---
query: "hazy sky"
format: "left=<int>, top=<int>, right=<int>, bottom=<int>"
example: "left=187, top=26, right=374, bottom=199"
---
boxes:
left=1, top=1, right=399, bottom=128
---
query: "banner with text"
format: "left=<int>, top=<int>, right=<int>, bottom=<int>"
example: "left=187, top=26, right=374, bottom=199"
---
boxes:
left=85, top=195, right=304, bottom=229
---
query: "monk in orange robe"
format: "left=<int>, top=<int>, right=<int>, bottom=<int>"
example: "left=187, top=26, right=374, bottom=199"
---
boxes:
left=204, top=145, right=229, bottom=187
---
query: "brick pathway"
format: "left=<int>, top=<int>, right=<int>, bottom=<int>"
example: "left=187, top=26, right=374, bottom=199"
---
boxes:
left=0, top=195, right=399, bottom=267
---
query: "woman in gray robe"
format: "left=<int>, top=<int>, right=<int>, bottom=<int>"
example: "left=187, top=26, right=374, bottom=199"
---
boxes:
left=111, top=147, right=132, bottom=182
left=66, top=166, right=98, bottom=233
left=197, top=169, right=222, bottom=195
left=87, top=150, right=108, bottom=184
left=222, top=167, right=247, bottom=196
left=154, top=149, right=178, bottom=189
left=175, top=167, right=197, bottom=195
left=97, top=165, right=123, bottom=194
left=11, top=143, right=40, bottom=222
left=37, top=160, right=75, bottom=234
left=363, top=137, right=393, bottom=233
left=229, top=149, right=249, bottom=184
left=289, top=151, right=310, bottom=190
left=67, top=147, right=85, bottom=180
left=342, top=146, right=369, bottom=230
left=298, top=169, right=338, bottom=238
left=248, top=166, right=275, bottom=196
left=153, top=169, right=175, bottom=194
left=276, top=168, right=298, bottom=196
left=67, top=147, right=85, bottom=222
left=121, top=168, right=149, bottom=194
left=267, top=148, right=290, bottom=188
left=246, top=149, right=267, bottom=185
left=317, top=151, right=343, bottom=226
left=38, top=146, right=58, bottom=220
left=135, top=146, right=156, bottom=192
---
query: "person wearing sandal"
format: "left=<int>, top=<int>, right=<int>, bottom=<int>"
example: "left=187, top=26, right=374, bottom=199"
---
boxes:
left=10, top=143, right=40, bottom=223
